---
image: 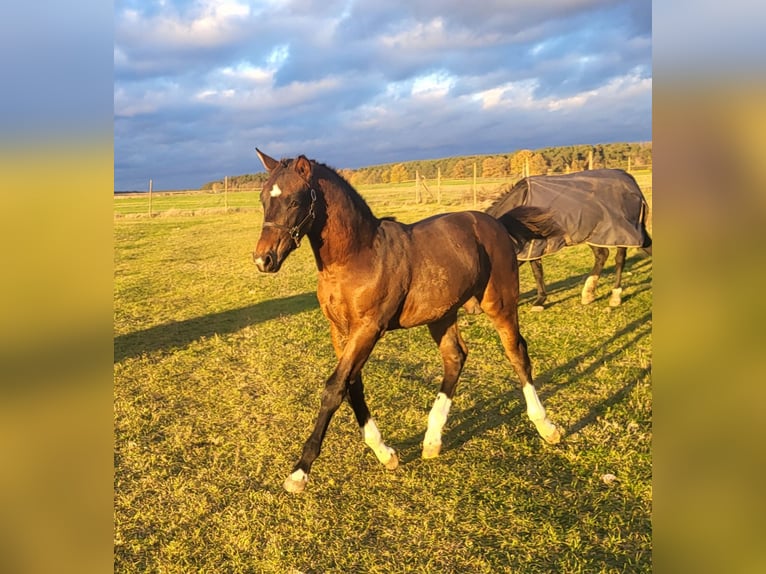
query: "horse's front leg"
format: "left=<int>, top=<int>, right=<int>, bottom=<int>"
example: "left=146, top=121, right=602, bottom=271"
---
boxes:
left=328, top=324, right=399, bottom=471
left=283, top=325, right=381, bottom=493
left=348, top=376, right=398, bottom=470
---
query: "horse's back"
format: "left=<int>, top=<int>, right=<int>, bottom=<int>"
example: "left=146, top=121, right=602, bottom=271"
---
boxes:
left=392, top=211, right=518, bottom=328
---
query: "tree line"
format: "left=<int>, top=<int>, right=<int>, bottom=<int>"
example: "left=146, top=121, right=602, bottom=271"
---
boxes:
left=201, top=141, right=651, bottom=191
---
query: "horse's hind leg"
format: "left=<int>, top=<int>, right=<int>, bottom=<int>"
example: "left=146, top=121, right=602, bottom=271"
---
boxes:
left=529, top=259, right=547, bottom=311
left=482, top=292, right=560, bottom=444
left=347, top=374, right=398, bottom=470
left=422, top=315, right=468, bottom=458
left=582, top=246, right=609, bottom=304
left=609, top=247, right=627, bottom=307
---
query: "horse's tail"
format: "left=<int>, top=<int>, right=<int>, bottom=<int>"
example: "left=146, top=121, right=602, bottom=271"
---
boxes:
left=496, top=205, right=563, bottom=246
left=639, top=198, right=652, bottom=255
left=641, top=230, right=653, bottom=255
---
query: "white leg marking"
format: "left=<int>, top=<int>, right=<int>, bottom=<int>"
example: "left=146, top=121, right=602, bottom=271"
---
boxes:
left=423, top=392, right=452, bottom=458
left=270, top=183, right=282, bottom=197
left=581, top=275, right=598, bottom=304
left=609, top=287, right=623, bottom=307
left=283, top=468, right=308, bottom=493
left=523, top=383, right=546, bottom=421
left=363, top=419, right=398, bottom=469
left=522, top=384, right=560, bottom=444
left=289, top=468, right=307, bottom=482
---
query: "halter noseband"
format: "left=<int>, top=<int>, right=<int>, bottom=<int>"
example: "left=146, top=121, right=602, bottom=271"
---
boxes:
left=262, top=187, right=317, bottom=248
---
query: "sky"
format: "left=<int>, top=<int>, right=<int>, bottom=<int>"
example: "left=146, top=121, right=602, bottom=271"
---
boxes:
left=114, top=0, right=652, bottom=191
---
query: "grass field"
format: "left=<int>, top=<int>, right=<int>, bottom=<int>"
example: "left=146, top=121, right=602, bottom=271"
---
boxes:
left=114, top=178, right=652, bottom=572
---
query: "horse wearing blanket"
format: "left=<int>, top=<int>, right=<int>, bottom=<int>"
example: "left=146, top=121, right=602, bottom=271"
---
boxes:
left=485, top=169, right=652, bottom=310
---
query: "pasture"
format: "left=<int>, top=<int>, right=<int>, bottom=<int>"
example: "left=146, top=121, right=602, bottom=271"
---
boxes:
left=114, top=177, right=652, bottom=572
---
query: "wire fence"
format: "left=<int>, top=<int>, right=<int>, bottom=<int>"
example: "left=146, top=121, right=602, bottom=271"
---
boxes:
left=114, top=171, right=652, bottom=218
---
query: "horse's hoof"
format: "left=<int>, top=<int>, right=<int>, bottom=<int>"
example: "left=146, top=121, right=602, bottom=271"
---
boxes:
left=283, top=470, right=308, bottom=493
left=582, top=277, right=598, bottom=304
left=543, top=427, right=562, bottom=445
left=531, top=304, right=545, bottom=312
left=608, top=288, right=622, bottom=307
left=384, top=451, right=399, bottom=470
left=421, top=443, right=441, bottom=459
left=464, top=299, right=483, bottom=314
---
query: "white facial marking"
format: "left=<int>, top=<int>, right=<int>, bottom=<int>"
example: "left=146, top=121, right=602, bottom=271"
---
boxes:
left=254, top=257, right=264, bottom=267
left=424, top=392, right=452, bottom=447
left=270, top=183, right=282, bottom=197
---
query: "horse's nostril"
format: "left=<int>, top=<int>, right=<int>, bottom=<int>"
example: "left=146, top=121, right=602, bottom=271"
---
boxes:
left=254, top=251, right=275, bottom=272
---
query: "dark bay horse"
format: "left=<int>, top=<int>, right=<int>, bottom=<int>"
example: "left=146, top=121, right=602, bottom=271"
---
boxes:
left=252, top=149, right=563, bottom=493
left=485, top=169, right=652, bottom=310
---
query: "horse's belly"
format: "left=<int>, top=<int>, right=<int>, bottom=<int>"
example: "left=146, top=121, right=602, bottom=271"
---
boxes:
left=396, top=286, right=467, bottom=328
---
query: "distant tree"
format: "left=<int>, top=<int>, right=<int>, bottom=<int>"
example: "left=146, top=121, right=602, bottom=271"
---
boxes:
left=510, top=150, right=547, bottom=177
left=451, top=159, right=470, bottom=178
left=390, top=163, right=409, bottom=183
left=197, top=142, right=650, bottom=190
left=349, top=170, right=367, bottom=187
left=482, top=156, right=509, bottom=178
left=338, top=168, right=354, bottom=183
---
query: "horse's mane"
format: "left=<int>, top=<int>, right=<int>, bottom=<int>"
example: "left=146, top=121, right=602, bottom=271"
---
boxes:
left=485, top=180, right=526, bottom=217
left=310, top=160, right=379, bottom=223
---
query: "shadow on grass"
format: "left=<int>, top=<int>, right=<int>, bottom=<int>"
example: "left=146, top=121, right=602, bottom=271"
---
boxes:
left=114, top=291, right=319, bottom=363
left=395, top=309, right=652, bottom=464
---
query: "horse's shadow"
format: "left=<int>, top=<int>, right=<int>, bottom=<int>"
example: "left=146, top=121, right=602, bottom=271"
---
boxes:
left=114, top=292, right=319, bottom=363
left=394, top=310, right=652, bottom=464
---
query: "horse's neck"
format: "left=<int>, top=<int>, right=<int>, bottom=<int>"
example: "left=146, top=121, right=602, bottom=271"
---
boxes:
left=310, top=176, right=379, bottom=269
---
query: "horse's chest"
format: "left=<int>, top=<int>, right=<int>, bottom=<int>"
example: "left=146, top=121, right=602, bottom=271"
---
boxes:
left=317, top=283, right=348, bottom=329
left=317, top=271, right=403, bottom=334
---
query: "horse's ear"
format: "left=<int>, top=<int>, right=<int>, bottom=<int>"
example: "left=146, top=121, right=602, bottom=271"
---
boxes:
left=294, top=155, right=313, bottom=181
left=255, top=148, right=279, bottom=172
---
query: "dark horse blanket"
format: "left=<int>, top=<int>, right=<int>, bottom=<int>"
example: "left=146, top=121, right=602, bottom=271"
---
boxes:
left=486, top=169, right=650, bottom=261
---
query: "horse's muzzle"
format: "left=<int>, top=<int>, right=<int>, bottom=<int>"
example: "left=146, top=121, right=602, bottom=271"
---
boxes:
left=253, top=249, right=279, bottom=273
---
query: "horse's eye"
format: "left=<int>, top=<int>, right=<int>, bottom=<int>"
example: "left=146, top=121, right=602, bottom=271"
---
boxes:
left=289, top=199, right=299, bottom=209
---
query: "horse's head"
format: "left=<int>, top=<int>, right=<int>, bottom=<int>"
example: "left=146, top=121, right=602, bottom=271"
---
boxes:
left=253, top=149, right=318, bottom=273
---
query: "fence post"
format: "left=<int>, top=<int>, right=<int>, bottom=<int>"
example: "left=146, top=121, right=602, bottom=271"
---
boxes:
left=415, top=169, right=420, bottom=203
left=437, top=167, right=441, bottom=204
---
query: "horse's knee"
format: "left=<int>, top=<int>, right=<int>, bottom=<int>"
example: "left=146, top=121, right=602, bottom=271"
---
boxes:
left=321, top=389, right=344, bottom=411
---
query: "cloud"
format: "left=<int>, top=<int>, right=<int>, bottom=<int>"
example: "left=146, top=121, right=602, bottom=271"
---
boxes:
left=114, top=0, right=652, bottom=190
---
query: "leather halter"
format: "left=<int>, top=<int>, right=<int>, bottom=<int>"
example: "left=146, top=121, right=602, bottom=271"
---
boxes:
left=262, top=187, right=317, bottom=248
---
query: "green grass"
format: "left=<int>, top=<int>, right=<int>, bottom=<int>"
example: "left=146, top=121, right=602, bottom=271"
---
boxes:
left=114, top=182, right=652, bottom=573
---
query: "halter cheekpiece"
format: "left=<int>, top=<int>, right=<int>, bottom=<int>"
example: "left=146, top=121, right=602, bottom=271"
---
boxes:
left=262, top=187, right=317, bottom=248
